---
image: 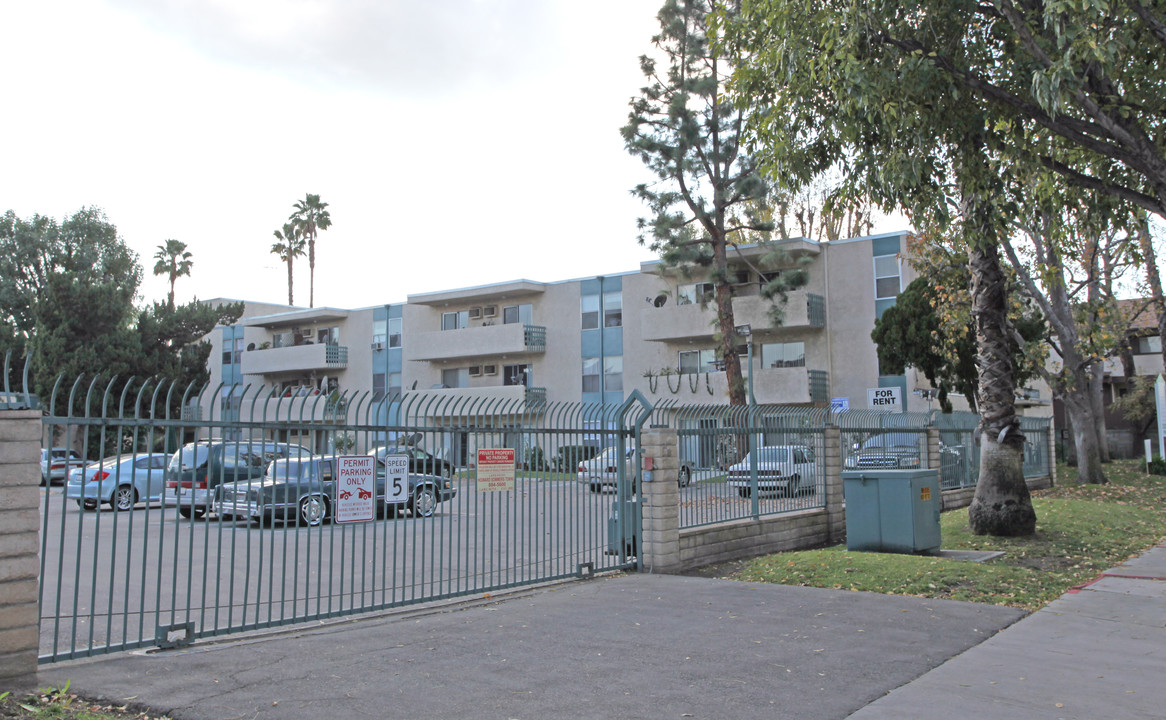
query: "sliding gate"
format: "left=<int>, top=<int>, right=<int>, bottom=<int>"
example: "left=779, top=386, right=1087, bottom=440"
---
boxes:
left=37, top=378, right=649, bottom=662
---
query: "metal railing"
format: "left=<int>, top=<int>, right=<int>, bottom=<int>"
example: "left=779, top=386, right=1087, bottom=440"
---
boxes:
left=32, top=371, right=648, bottom=663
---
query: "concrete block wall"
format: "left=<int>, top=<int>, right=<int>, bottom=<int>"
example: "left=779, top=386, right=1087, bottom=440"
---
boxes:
left=0, top=410, right=41, bottom=688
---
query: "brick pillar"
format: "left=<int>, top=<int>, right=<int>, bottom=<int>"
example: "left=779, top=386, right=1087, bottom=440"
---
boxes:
left=640, top=428, right=680, bottom=572
left=926, top=427, right=940, bottom=469
left=0, top=410, right=42, bottom=687
left=823, top=425, right=845, bottom=545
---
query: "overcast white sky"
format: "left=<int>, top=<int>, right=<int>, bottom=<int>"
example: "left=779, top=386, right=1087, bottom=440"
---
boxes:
left=2, top=1, right=679, bottom=310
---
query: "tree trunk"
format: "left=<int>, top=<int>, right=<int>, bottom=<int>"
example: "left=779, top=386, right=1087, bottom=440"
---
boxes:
left=1136, top=216, right=1166, bottom=375
left=713, top=241, right=746, bottom=406
left=1062, top=389, right=1106, bottom=485
left=1089, top=361, right=1110, bottom=462
left=287, top=255, right=295, bottom=306
left=309, top=236, right=316, bottom=308
left=966, top=240, right=1036, bottom=536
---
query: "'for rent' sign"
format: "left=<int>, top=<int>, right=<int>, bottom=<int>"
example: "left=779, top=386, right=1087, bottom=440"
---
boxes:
left=867, top=387, right=902, bottom=412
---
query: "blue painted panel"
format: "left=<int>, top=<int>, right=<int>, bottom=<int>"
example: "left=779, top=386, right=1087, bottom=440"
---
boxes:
left=872, top=235, right=902, bottom=257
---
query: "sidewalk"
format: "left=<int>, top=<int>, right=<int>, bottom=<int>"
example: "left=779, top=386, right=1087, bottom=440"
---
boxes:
left=39, top=545, right=1166, bottom=720
left=848, top=542, right=1166, bottom=719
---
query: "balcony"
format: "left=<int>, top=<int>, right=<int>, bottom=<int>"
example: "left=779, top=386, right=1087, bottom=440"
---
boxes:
left=642, top=366, right=827, bottom=405
left=641, top=290, right=825, bottom=342
left=400, top=385, right=548, bottom=415
left=409, top=324, right=546, bottom=362
left=241, top=344, right=348, bottom=376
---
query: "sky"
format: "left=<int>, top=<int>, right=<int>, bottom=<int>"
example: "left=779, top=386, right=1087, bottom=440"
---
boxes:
left=1, top=1, right=679, bottom=310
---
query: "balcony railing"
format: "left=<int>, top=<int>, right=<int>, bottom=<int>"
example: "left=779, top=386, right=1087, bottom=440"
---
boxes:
left=240, top=343, right=348, bottom=376
left=641, top=290, right=824, bottom=342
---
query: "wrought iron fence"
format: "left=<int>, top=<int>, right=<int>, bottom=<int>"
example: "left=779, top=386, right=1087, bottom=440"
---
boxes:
left=33, top=371, right=649, bottom=663
left=654, top=402, right=829, bottom=529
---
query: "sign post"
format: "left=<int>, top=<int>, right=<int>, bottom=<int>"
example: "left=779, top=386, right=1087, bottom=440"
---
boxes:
left=1156, top=375, right=1166, bottom=460
left=476, top=449, right=516, bottom=493
left=334, top=455, right=376, bottom=523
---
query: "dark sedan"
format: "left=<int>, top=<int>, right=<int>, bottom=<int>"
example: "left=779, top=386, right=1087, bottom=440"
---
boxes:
left=213, top=456, right=457, bottom=526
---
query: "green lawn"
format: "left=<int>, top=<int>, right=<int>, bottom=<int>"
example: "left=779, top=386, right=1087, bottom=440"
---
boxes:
left=719, top=460, right=1166, bottom=610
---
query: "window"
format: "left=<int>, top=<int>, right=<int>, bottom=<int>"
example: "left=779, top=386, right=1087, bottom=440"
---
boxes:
left=388, top=318, right=402, bottom=347
left=503, top=364, right=530, bottom=386
left=373, top=373, right=385, bottom=401
left=604, top=356, right=623, bottom=391
left=441, top=368, right=468, bottom=388
left=1133, top=335, right=1162, bottom=354
left=761, top=341, right=806, bottom=368
left=679, top=348, right=716, bottom=374
left=678, top=282, right=715, bottom=305
left=582, top=357, right=601, bottom=392
left=603, top=292, right=622, bottom=327
left=221, top=338, right=243, bottom=366
left=503, top=304, right=533, bottom=325
left=581, top=295, right=599, bottom=330
left=388, top=372, right=401, bottom=397
left=372, top=320, right=386, bottom=345
left=317, top=326, right=340, bottom=345
left=442, top=311, right=468, bottom=331
left=582, top=357, right=622, bottom=392
left=874, top=255, right=901, bottom=300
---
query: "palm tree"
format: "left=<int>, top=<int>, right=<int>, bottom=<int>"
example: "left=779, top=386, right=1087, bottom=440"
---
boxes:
left=152, top=239, right=193, bottom=309
left=271, top=223, right=306, bottom=306
left=289, top=194, right=332, bottom=308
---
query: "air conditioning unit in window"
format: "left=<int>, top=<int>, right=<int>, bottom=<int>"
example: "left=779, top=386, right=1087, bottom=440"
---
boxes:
left=371, top=341, right=385, bottom=351
left=483, top=305, right=497, bottom=318
left=484, top=364, right=497, bottom=375
left=469, top=365, right=482, bottom=377
left=469, top=307, right=481, bottom=319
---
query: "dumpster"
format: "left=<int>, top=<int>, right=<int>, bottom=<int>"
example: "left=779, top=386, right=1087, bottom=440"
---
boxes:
left=841, top=468, right=941, bottom=553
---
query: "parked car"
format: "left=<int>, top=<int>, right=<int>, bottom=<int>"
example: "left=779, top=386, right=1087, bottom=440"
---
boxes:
left=577, top=444, right=694, bottom=492
left=41, top=447, right=83, bottom=486
left=65, top=453, right=170, bottom=510
left=844, top=433, right=923, bottom=470
left=726, top=445, right=817, bottom=498
left=213, top=456, right=457, bottom=526
left=165, top=440, right=310, bottom=519
left=368, top=445, right=454, bottom=478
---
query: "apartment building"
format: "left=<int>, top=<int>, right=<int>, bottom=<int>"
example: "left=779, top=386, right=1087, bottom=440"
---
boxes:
left=196, top=230, right=1050, bottom=455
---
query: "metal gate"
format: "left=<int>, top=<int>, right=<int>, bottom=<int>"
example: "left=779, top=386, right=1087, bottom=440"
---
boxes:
left=36, top=376, right=648, bottom=662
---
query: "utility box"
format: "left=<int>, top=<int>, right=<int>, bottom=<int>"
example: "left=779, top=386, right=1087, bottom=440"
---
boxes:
left=842, top=469, right=941, bottom=554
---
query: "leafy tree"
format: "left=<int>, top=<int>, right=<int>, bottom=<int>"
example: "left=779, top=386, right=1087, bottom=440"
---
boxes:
left=271, top=222, right=306, bottom=306
left=289, top=194, right=332, bottom=309
left=152, top=239, right=193, bottom=310
left=723, top=1, right=1047, bottom=534
left=874, top=264, right=1045, bottom=414
left=622, top=0, right=807, bottom=405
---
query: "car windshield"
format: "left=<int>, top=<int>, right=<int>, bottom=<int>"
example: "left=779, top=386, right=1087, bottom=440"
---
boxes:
left=170, top=444, right=210, bottom=471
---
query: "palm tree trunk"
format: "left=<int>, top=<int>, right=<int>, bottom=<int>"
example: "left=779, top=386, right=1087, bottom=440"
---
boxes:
left=967, top=239, right=1036, bottom=535
left=309, top=236, right=316, bottom=308
left=287, top=255, right=295, bottom=306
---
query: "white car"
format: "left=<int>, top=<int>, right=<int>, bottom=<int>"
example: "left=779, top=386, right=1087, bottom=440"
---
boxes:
left=726, top=445, right=816, bottom=498
left=578, top=446, right=638, bottom=493
left=41, top=447, right=83, bottom=486
left=65, top=453, right=171, bottom=511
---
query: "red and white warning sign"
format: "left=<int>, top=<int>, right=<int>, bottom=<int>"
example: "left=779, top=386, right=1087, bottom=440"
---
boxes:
left=335, top=455, right=376, bottom=523
left=476, top=448, right=515, bottom=493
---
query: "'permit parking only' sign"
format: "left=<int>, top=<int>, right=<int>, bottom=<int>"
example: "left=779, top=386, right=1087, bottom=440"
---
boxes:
left=867, top=386, right=902, bottom=412
left=335, top=455, right=376, bottom=523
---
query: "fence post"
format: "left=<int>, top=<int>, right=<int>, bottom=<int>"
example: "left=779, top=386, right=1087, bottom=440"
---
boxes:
left=0, top=410, right=42, bottom=688
left=640, top=428, right=680, bottom=572
left=926, top=427, right=940, bottom=470
left=1047, top=421, right=1057, bottom=486
left=823, top=424, right=845, bottom=545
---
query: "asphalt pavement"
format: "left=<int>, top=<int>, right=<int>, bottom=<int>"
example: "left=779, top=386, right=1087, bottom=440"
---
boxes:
left=39, top=543, right=1166, bottom=720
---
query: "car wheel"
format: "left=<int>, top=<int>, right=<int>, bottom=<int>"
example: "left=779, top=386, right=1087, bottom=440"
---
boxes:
left=298, top=495, right=328, bottom=527
left=178, top=506, right=206, bottom=519
left=111, top=485, right=137, bottom=511
left=76, top=499, right=99, bottom=511
left=678, top=466, right=692, bottom=488
left=737, top=486, right=751, bottom=499
left=589, top=483, right=601, bottom=494
left=411, top=485, right=437, bottom=517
